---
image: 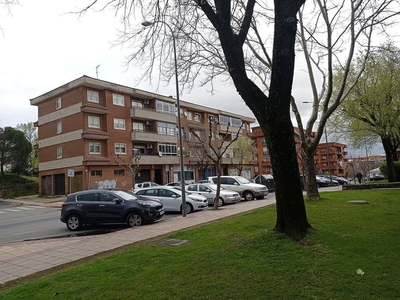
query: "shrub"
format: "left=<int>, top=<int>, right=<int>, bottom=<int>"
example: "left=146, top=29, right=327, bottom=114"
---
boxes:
left=380, top=161, right=400, bottom=180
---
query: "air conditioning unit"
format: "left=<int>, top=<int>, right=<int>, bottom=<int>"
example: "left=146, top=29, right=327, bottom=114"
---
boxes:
left=145, top=121, right=152, bottom=125
left=146, top=144, right=153, bottom=149
left=144, top=100, right=150, bottom=104
left=185, top=151, right=192, bottom=156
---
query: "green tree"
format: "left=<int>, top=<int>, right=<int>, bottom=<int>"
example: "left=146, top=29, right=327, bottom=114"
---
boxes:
left=0, top=127, right=32, bottom=176
left=230, top=136, right=256, bottom=176
left=334, top=43, right=400, bottom=182
left=16, top=122, right=38, bottom=174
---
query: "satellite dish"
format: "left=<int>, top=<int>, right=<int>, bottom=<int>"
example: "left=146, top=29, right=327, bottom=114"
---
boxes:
left=158, top=152, right=163, bottom=157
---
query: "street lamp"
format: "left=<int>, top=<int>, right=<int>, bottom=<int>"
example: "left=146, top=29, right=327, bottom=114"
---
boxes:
left=142, top=20, right=187, bottom=217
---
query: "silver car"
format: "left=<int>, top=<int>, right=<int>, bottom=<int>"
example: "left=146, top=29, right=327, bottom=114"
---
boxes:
left=135, top=186, right=208, bottom=214
left=186, top=183, right=241, bottom=206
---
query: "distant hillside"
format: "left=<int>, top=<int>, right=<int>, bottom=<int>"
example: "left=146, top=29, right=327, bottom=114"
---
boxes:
left=0, top=175, right=39, bottom=198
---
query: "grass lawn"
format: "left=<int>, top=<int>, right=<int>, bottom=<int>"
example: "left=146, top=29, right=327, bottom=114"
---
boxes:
left=1, top=189, right=400, bottom=299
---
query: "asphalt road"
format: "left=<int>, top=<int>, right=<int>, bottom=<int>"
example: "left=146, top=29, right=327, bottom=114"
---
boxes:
left=0, top=202, right=180, bottom=244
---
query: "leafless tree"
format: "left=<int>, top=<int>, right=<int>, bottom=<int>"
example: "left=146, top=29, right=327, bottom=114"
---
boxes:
left=190, top=121, right=243, bottom=210
left=79, top=0, right=310, bottom=239
left=291, top=0, right=400, bottom=199
left=112, top=150, right=141, bottom=191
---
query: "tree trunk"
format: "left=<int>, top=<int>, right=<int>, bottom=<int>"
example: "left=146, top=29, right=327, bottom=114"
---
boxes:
left=212, top=0, right=309, bottom=239
left=213, top=161, right=222, bottom=210
left=266, top=0, right=310, bottom=239
left=304, top=148, right=320, bottom=200
left=382, top=137, right=397, bottom=182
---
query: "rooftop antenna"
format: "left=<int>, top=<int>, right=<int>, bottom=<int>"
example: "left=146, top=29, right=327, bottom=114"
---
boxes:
left=96, top=65, right=100, bottom=78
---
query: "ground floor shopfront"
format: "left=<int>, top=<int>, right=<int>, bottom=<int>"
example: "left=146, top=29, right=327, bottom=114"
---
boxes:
left=39, top=163, right=254, bottom=196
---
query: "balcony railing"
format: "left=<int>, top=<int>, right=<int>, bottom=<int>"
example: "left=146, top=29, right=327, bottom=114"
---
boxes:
left=130, top=107, right=176, bottom=123
left=139, top=153, right=179, bottom=165
left=131, top=131, right=178, bottom=143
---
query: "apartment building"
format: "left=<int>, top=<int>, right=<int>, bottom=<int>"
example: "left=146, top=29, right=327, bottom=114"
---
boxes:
left=30, top=76, right=255, bottom=196
left=250, top=126, right=349, bottom=177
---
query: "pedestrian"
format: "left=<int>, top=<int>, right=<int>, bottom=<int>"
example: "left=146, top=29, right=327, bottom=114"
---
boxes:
left=356, top=172, right=363, bottom=184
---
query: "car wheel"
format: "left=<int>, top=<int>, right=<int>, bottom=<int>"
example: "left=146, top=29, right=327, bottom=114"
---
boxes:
left=243, top=191, right=254, bottom=201
left=182, top=203, right=193, bottom=214
left=126, top=212, right=143, bottom=227
left=218, top=198, right=224, bottom=207
left=66, top=214, right=82, bottom=231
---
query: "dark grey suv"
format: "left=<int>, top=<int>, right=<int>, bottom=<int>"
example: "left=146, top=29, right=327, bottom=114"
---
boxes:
left=60, top=189, right=164, bottom=231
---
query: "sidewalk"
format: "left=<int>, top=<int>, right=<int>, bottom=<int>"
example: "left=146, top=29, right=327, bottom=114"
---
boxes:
left=0, top=196, right=277, bottom=287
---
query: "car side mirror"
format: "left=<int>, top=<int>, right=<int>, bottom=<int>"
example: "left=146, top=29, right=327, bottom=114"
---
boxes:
left=206, top=189, right=211, bottom=192
left=113, top=198, right=122, bottom=204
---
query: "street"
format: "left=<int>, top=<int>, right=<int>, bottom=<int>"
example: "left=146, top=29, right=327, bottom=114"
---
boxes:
left=0, top=201, right=180, bottom=244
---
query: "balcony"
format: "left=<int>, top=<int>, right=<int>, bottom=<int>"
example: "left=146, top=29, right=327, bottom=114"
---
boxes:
left=130, top=107, right=176, bottom=123
left=131, top=131, right=178, bottom=143
left=139, top=154, right=179, bottom=165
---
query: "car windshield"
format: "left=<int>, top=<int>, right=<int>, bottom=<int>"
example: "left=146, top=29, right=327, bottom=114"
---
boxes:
left=236, top=176, right=252, bottom=184
left=112, top=190, right=138, bottom=200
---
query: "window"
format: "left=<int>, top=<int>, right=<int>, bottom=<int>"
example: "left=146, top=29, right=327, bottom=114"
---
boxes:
left=132, top=100, right=143, bottom=108
left=187, top=111, right=192, bottom=120
left=133, top=122, right=144, bottom=131
left=89, top=142, right=101, bottom=154
left=113, top=94, right=125, bottom=106
left=115, top=143, right=127, bottom=154
left=91, top=170, right=102, bottom=177
left=114, top=118, right=126, bottom=130
left=57, top=147, right=62, bottom=158
left=157, top=121, right=176, bottom=135
left=88, top=116, right=100, bottom=128
left=56, top=122, right=62, bottom=133
left=76, top=193, right=96, bottom=202
left=114, top=170, right=124, bottom=176
left=56, top=97, right=61, bottom=109
left=156, top=100, right=176, bottom=115
left=158, top=143, right=177, bottom=155
left=218, top=115, right=242, bottom=127
left=194, top=113, right=201, bottom=122
left=87, top=90, right=99, bottom=103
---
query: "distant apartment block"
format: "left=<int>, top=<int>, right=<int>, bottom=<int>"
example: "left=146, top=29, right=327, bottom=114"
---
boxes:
left=250, top=126, right=349, bottom=177
left=30, top=76, right=255, bottom=196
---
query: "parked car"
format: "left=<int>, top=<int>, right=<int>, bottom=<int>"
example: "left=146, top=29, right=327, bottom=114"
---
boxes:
left=186, top=183, right=241, bottom=206
left=133, top=182, right=160, bottom=192
left=207, top=176, right=269, bottom=200
left=253, top=174, right=275, bottom=192
left=60, top=189, right=164, bottom=231
left=327, top=175, right=349, bottom=185
left=370, top=174, right=385, bottom=181
left=316, top=176, right=330, bottom=188
left=135, top=186, right=208, bottom=214
left=319, top=175, right=340, bottom=186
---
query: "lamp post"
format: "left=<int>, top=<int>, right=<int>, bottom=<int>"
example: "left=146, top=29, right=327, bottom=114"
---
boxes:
left=142, top=20, right=187, bottom=217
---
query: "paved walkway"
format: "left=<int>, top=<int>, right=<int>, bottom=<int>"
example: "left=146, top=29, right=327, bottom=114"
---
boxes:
left=0, top=196, right=277, bottom=286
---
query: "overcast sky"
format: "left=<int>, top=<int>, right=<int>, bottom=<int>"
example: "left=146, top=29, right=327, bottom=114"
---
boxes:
left=0, top=0, right=383, bottom=155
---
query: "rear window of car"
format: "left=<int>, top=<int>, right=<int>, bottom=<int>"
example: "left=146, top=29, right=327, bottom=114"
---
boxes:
left=76, top=193, right=96, bottom=202
left=187, top=185, right=197, bottom=191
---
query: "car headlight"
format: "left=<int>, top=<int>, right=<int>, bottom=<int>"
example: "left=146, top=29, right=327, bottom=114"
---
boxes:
left=137, top=200, right=154, bottom=206
left=189, top=197, right=203, bottom=202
